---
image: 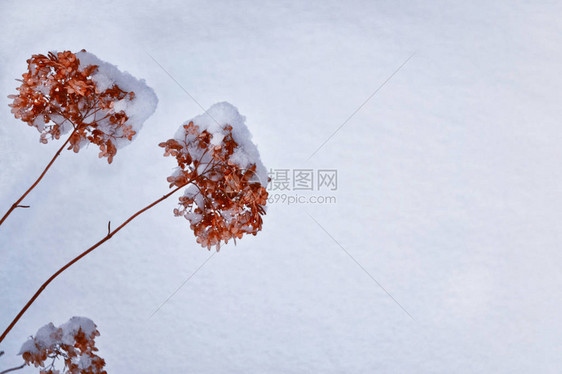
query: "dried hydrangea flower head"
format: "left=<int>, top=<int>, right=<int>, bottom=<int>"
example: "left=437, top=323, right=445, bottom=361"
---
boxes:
left=160, top=102, right=269, bottom=250
left=19, top=317, right=106, bottom=374
left=8, top=50, right=157, bottom=163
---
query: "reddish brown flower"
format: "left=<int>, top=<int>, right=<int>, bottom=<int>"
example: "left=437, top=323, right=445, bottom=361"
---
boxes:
left=19, top=317, right=106, bottom=374
left=8, top=50, right=141, bottom=163
left=160, top=104, right=269, bottom=250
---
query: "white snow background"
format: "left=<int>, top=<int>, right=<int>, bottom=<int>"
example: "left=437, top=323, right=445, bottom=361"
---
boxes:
left=1, top=0, right=562, bottom=372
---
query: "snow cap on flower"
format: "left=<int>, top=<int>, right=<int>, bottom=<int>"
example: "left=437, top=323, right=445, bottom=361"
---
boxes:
left=8, top=50, right=157, bottom=163
left=160, top=102, right=269, bottom=250
left=19, top=316, right=106, bottom=374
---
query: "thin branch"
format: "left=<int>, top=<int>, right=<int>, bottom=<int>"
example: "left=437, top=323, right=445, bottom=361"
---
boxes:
left=0, top=128, right=78, bottom=227
left=0, top=181, right=190, bottom=344
left=0, top=364, right=25, bottom=374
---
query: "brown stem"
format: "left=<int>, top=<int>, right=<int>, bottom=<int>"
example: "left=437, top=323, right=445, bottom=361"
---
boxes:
left=0, top=183, right=188, bottom=344
left=0, top=364, right=25, bottom=374
left=0, top=129, right=78, bottom=227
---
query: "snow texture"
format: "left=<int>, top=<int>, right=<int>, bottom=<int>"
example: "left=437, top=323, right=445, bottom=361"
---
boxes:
left=2, top=1, right=562, bottom=373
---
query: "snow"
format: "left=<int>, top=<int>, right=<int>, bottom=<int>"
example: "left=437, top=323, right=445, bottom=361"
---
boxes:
left=1, top=1, right=562, bottom=373
left=17, top=323, right=57, bottom=355
left=59, top=316, right=97, bottom=345
left=75, top=50, right=158, bottom=149
left=174, top=102, right=268, bottom=186
left=18, top=317, right=97, bottom=355
left=78, top=354, right=92, bottom=370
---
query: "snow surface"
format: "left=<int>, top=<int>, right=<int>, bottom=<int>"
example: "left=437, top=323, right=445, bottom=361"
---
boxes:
left=2, top=1, right=562, bottom=373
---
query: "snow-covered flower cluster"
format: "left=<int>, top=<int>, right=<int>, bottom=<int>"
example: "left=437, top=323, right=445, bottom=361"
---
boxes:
left=159, top=102, right=269, bottom=250
left=18, top=317, right=106, bottom=374
left=8, top=50, right=157, bottom=163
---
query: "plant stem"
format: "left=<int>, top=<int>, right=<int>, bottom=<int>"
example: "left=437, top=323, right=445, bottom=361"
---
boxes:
left=0, top=129, right=78, bottom=227
left=0, top=364, right=25, bottom=374
left=0, top=183, right=187, bottom=344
